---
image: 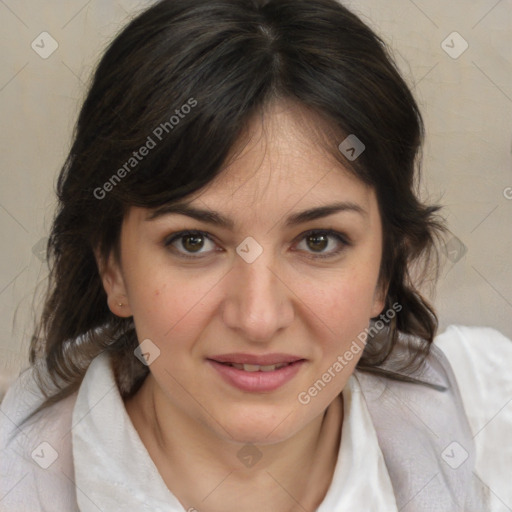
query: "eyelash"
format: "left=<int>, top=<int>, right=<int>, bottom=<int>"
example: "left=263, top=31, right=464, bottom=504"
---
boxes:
left=163, top=229, right=351, bottom=261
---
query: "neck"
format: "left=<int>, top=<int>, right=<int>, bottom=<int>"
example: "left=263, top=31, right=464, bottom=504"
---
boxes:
left=125, top=374, right=343, bottom=512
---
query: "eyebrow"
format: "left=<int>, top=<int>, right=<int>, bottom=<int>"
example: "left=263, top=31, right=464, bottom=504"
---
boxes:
left=146, top=201, right=367, bottom=228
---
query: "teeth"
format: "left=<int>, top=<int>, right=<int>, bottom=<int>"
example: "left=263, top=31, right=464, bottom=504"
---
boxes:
left=243, top=364, right=261, bottom=372
left=229, top=363, right=289, bottom=372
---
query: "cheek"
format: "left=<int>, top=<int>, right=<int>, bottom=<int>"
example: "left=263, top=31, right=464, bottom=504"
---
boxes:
left=299, top=263, right=381, bottom=361
left=314, top=286, right=375, bottom=357
left=307, top=265, right=381, bottom=326
left=126, top=264, right=224, bottom=343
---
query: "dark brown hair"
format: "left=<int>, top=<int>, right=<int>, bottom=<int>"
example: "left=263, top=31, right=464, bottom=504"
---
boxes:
left=26, top=0, right=446, bottom=420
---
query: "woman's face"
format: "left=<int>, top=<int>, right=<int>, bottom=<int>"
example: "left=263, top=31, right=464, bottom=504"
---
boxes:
left=102, top=102, right=385, bottom=445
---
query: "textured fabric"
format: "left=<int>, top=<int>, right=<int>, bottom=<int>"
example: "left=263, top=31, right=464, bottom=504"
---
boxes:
left=1, top=324, right=511, bottom=511
left=0, top=369, right=78, bottom=511
left=358, top=343, right=483, bottom=511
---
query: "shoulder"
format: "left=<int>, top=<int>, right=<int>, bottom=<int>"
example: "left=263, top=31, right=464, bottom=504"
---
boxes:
left=434, top=323, right=512, bottom=368
left=434, top=324, right=512, bottom=419
left=434, top=324, right=512, bottom=509
left=0, top=364, right=79, bottom=511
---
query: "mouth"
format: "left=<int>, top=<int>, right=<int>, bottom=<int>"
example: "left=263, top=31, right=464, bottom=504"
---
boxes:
left=207, top=359, right=306, bottom=392
left=213, top=361, right=296, bottom=372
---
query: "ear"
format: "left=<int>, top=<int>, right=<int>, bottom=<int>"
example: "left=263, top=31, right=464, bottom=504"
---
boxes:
left=94, top=248, right=133, bottom=318
left=370, top=279, right=388, bottom=319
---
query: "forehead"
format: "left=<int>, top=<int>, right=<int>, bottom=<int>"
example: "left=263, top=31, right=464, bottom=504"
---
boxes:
left=190, top=101, right=375, bottom=211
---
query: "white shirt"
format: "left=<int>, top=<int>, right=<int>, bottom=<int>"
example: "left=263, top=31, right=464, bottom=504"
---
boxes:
left=1, top=324, right=511, bottom=511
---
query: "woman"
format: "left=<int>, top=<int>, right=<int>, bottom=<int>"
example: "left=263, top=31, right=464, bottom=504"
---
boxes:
left=1, top=0, right=510, bottom=510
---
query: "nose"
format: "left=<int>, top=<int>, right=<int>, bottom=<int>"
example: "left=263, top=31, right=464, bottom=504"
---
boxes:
left=221, top=252, right=295, bottom=343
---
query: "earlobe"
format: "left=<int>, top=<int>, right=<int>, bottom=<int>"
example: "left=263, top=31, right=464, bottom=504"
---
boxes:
left=94, top=248, right=133, bottom=318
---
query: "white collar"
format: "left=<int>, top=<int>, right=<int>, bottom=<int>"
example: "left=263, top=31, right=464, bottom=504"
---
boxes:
left=72, top=353, right=397, bottom=511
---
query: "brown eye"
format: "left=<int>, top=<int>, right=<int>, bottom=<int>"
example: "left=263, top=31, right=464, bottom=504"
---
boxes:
left=294, top=230, right=350, bottom=259
left=164, top=230, right=217, bottom=258
left=181, top=233, right=205, bottom=252
left=306, top=233, right=329, bottom=252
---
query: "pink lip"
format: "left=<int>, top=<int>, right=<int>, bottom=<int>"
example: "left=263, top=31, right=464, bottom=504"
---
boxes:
left=209, top=353, right=303, bottom=365
left=207, top=359, right=305, bottom=392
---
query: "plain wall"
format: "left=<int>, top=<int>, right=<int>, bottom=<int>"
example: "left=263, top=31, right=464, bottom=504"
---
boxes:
left=1, top=0, right=511, bottom=395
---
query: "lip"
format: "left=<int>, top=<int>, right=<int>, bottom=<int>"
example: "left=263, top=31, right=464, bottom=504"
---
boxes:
left=209, top=353, right=303, bottom=365
left=207, top=359, right=305, bottom=392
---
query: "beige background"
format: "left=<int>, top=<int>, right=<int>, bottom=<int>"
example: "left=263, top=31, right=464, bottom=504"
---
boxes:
left=1, top=0, right=511, bottom=395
